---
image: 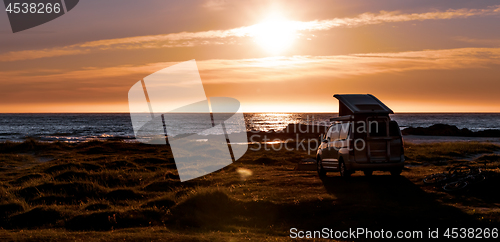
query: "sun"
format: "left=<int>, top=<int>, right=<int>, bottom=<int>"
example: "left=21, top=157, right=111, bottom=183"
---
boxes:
left=250, top=15, right=297, bottom=54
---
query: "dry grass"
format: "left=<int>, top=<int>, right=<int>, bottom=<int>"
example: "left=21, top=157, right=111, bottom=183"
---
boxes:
left=404, top=141, right=500, bottom=164
left=0, top=140, right=499, bottom=240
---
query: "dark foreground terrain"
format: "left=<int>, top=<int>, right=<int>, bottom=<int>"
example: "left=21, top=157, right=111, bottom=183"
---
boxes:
left=0, top=139, right=500, bottom=241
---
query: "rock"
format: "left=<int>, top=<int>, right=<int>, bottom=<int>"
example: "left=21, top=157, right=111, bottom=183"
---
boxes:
left=402, top=124, right=500, bottom=137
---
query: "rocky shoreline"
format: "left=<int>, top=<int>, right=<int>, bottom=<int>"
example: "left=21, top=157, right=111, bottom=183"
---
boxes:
left=402, top=124, right=500, bottom=137
left=246, top=124, right=328, bottom=142
left=249, top=123, right=500, bottom=142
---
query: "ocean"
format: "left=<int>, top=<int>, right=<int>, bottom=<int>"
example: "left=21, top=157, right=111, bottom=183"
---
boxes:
left=0, top=113, right=499, bottom=142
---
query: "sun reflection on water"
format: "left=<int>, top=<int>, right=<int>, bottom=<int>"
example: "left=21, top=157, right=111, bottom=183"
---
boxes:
left=245, top=113, right=299, bottom=132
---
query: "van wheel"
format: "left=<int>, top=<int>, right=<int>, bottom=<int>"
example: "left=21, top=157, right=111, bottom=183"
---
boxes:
left=339, top=161, right=351, bottom=177
left=363, top=170, right=373, bottom=176
left=390, top=169, right=402, bottom=176
left=317, top=158, right=326, bottom=178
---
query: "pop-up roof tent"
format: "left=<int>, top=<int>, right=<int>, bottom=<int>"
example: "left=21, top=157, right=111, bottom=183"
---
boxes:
left=334, top=94, right=393, bottom=117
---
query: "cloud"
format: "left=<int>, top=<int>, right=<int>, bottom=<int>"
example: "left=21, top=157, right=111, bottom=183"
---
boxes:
left=2, top=47, right=500, bottom=112
left=198, top=48, right=500, bottom=83
left=202, top=0, right=229, bottom=11
left=302, top=5, right=500, bottom=31
left=0, top=48, right=88, bottom=62
left=2, top=47, right=499, bottom=85
left=1, top=5, right=500, bottom=62
left=455, top=36, right=500, bottom=46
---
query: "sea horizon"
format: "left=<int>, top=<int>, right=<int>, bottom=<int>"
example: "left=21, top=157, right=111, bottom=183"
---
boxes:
left=1, top=113, right=500, bottom=143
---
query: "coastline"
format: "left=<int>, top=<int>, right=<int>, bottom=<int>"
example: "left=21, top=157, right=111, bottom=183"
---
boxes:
left=403, top=135, right=500, bottom=145
left=2, top=113, right=500, bottom=142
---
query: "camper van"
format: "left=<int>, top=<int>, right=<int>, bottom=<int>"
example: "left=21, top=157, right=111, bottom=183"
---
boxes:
left=316, top=94, right=405, bottom=177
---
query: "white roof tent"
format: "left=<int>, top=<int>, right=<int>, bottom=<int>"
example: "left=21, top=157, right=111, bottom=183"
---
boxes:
left=334, top=94, right=394, bottom=117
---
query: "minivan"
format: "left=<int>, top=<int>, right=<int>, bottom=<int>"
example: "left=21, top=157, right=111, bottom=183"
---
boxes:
left=316, top=94, right=405, bottom=177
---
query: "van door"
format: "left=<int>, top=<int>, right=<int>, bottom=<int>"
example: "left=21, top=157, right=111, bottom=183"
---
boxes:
left=353, top=117, right=387, bottom=163
left=389, top=121, right=404, bottom=162
left=358, top=117, right=404, bottom=163
left=322, top=123, right=340, bottom=168
left=366, top=117, right=389, bottom=163
left=334, top=122, right=350, bottom=168
left=320, top=126, right=334, bottom=160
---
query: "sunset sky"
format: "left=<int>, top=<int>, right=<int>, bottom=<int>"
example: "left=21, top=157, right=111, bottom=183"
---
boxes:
left=1, top=0, right=500, bottom=113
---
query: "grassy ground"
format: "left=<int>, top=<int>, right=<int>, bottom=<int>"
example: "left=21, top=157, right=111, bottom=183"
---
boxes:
left=0, top=139, right=499, bottom=241
left=404, top=141, right=500, bottom=164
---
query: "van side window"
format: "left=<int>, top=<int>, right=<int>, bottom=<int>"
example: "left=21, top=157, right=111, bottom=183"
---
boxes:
left=389, top=121, right=401, bottom=136
left=329, top=123, right=340, bottom=141
left=326, top=126, right=334, bottom=140
left=339, top=123, right=350, bottom=140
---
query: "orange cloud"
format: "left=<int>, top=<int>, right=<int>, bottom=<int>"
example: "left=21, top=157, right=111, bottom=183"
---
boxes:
left=455, top=37, right=500, bottom=46
left=2, top=47, right=499, bottom=84
left=1, top=47, right=500, bottom=112
left=1, top=5, right=499, bottom=62
left=302, top=5, right=500, bottom=31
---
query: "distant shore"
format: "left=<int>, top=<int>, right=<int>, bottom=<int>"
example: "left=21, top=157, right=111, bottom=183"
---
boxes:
left=2, top=113, right=500, bottom=143
left=402, top=135, right=500, bottom=145
left=402, top=123, right=500, bottom=137
left=3, top=123, right=500, bottom=144
left=246, top=123, right=500, bottom=144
